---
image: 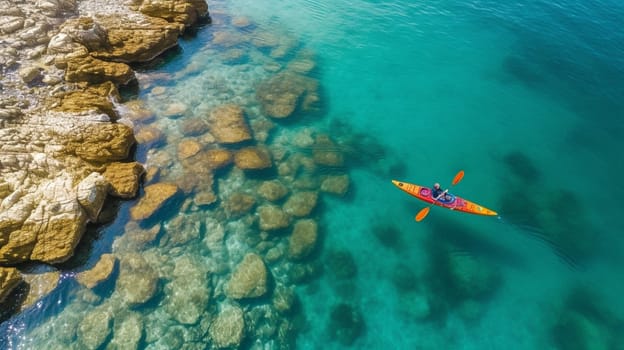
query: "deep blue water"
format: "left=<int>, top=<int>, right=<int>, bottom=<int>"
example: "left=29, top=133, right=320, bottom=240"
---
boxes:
left=2, top=0, right=624, bottom=349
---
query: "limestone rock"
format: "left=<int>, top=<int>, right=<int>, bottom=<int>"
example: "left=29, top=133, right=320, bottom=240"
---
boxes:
left=59, top=17, right=109, bottom=52
left=0, top=267, right=22, bottom=303
left=257, top=180, right=289, bottom=202
left=0, top=16, right=25, bottom=35
left=140, top=0, right=209, bottom=27
left=209, top=304, right=245, bottom=349
left=283, top=191, right=318, bottom=217
left=53, top=81, right=121, bottom=119
left=103, top=162, right=145, bottom=198
left=257, top=204, right=291, bottom=231
left=0, top=172, right=89, bottom=265
left=65, top=55, right=135, bottom=85
left=116, top=253, right=159, bottom=306
left=88, top=15, right=182, bottom=63
left=76, top=172, right=109, bottom=222
left=225, top=253, right=268, bottom=299
left=288, top=219, right=318, bottom=259
left=19, top=66, right=41, bottom=83
left=78, top=308, right=112, bottom=350
left=321, top=175, right=350, bottom=196
left=256, top=72, right=320, bottom=118
left=20, top=270, right=60, bottom=311
left=208, top=104, right=252, bottom=144
left=234, top=147, right=272, bottom=170
left=65, top=123, right=136, bottom=163
left=130, top=183, right=179, bottom=221
left=76, top=254, right=116, bottom=289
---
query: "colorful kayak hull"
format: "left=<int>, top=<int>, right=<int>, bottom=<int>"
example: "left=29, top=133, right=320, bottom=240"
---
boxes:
left=392, top=180, right=497, bottom=216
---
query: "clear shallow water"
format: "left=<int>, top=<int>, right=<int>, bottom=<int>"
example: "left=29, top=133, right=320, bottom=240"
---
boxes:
left=2, top=0, right=624, bottom=349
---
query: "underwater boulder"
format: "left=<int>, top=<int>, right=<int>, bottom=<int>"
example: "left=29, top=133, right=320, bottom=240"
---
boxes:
left=288, top=219, right=318, bottom=259
left=327, top=303, right=365, bottom=345
left=283, top=191, right=318, bottom=217
left=257, top=204, right=291, bottom=231
left=320, top=174, right=350, bottom=196
left=176, top=139, right=202, bottom=160
left=108, top=312, right=143, bottom=350
left=234, top=146, right=273, bottom=170
left=207, top=104, right=252, bottom=144
left=76, top=253, right=117, bottom=289
left=129, top=182, right=179, bottom=221
left=445, top=253, right=501, bottom=300
left=78, top=308, right=112, bottom=350
left=258, top=180, right=290, bottom=202
left=164, top=256, right=210, bottom=325
left=225, top=253, right=268, bottom=299
left=209, top=304, right=246, bottom=349
left=115, top=253, right=159, bottom=306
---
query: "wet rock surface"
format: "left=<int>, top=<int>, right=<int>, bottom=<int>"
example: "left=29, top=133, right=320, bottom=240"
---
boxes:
left=0, top=0, right=208, bottom=308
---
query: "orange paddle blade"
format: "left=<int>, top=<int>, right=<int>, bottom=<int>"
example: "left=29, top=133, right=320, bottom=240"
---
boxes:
left=452, top=170, right=465, bottom=185
left=415, top=207, right=430, bottom=222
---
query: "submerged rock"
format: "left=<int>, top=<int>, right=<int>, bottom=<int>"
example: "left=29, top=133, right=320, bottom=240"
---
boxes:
left=164, top=256, right=210, bottom=325
left=109, top=312, right=144, bottom=350
left=129, top=182, right=179, bottom=221
left=283, top=191, right=318, bottom=217
left=225, top=253, right=268, bottom=299
left=78, top=308, right=112, bottom=350
left=258, top=180, right=289, bottom=202
left=257, top=204, right=291, bottom=231
left=320, top=174, right=350, bottom=196
left=234, top=147, right=273, bottom=170
left=20, top=270, right=60, bottom=311
left=328, top=303, right=365, bottom=345
left=76, top=253, right=116, bottom=289
left=115, top=253, right=159, bottom=306
left=288, top=219, right=318, bottom=259
left=209, top=304, right=245, bottom=349
left=208, top=104, right=252, bottom=144
left=256, top=72, right=320, bottom=118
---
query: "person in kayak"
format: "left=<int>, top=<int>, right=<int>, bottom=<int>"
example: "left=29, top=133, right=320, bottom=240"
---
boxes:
left=432, top=183, right=450, bottom=201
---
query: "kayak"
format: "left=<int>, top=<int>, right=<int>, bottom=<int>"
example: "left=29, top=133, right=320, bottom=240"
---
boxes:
left=392, top=180, right=497, bottom=216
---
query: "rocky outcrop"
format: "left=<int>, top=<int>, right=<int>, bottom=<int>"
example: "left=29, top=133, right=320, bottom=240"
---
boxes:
left=0, top=267, right=22, bottom=303
left=0, top=0, right=208, bottom=275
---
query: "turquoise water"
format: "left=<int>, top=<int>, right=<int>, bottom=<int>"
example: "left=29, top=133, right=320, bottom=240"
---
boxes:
left=3, top=0, right=624, bottom=349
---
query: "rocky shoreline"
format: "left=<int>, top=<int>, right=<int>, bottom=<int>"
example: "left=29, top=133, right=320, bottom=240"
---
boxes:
left=0, top=0, right=209, bottom=303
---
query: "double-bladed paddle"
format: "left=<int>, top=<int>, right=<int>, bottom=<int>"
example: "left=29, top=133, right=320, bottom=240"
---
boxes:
left=415, top=170, right=464, bottom=222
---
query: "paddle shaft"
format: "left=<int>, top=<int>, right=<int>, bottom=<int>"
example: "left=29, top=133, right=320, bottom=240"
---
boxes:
left=415, top=170, right=464, bottom=222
